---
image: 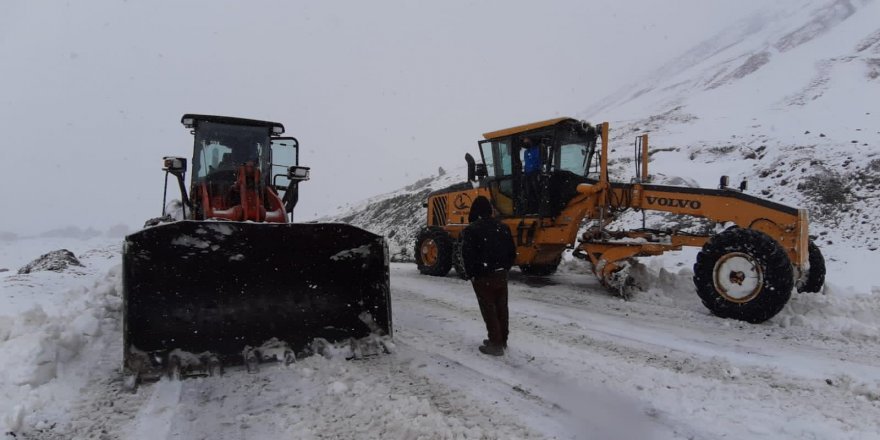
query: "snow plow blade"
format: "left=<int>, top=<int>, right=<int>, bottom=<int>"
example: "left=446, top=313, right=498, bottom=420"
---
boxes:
left=122, top=221, right=391, bottom=379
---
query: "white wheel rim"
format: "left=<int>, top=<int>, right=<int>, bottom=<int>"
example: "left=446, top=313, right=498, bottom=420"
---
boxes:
left=713, top=252, right=763, bottom=303
left=420, top=239, right=438, bottom=265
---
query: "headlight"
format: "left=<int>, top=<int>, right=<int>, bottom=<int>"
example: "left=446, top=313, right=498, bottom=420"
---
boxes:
left=163, top=156, right=187, bottom=173
left=287, top=166, right=310, bottom=181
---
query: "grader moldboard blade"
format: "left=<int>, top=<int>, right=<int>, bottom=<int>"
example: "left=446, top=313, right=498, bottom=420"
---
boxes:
left=122, top=221, right=391, bottom=381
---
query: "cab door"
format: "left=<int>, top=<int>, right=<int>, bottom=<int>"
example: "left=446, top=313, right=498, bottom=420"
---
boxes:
left=479, top=138, right=518, bottom=217
left=269, top=137, right=299, bottom=198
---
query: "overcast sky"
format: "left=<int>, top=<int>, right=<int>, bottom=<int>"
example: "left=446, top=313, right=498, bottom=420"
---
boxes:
left=0, top=0, right=770, bottom=235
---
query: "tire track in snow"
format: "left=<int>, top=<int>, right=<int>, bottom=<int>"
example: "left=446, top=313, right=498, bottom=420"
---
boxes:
left=392, top=282, right=686, bottom=440
left=127, top=379, right=183, bottom=440
left=396, top=265, right=880, bottom=389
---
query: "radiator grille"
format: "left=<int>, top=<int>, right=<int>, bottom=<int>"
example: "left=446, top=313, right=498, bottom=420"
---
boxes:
left=431, top=197, right=448, bottom=226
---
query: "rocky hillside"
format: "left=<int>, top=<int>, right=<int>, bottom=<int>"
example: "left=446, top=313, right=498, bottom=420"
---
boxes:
left=329, top=0, right=880, bottom=262
left=325, top=168, right=466, bottom=261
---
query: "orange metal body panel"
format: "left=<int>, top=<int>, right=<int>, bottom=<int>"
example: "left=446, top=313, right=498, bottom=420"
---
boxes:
left=197, top=163, right=287, bottom=223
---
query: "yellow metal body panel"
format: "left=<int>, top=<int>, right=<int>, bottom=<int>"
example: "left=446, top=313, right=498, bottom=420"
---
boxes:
left=425, top=187, right=490, bottom=238
left=563, top=182, right=807, bottom=269
left=619, top=185, right=805, bottom=266
left=482, top=117, right=573, bottom=140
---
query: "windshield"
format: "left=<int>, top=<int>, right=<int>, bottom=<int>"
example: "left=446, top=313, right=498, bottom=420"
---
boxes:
left=555, top=129, right=596, bottom=176
left=191, top=121, right=271, bottom=181
left=558, top=142, right=592, bottom=176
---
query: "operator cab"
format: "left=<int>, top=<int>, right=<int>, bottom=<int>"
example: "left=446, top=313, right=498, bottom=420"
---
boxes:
left=475, top=117, right=598, bottom=217
left=165, top=114, right=309, bottom=222
left=189, top=118, right=275, bottom=188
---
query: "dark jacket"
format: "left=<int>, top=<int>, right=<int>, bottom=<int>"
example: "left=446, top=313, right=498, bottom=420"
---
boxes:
left=461, top=218, right=517, bottom=279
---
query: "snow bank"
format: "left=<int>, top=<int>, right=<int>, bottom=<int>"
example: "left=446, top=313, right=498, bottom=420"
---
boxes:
left=777, top=283, right=880, bottom=341
left=627, top=251, right=880, bottom=342
left=0, top=264, right=122, bottom=433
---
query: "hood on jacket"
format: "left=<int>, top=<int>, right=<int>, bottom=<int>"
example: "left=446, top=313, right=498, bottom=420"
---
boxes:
left=468, top=196, right=493, bottom=222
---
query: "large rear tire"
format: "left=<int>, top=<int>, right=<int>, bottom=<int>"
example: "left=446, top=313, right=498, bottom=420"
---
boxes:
left=452, top=240, right=468, bottom=279
left=797, top=240, right=826, bottom=293
left=415, top=228, right=454, bottom=276
left=693, top=228, right=793, bottom=323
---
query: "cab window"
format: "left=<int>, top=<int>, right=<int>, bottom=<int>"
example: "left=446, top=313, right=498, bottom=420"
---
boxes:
left=192, top=121, right=269, bottom=180
left=270, top=137, right=299, bottom=191
left=497, top=141, right=513, bottom=175
left=478, top=139, right=512, bottom=177
left=558, top=142, right=591, bottom=176
left=197, top=142, right=234, bottom=178
left=479, top=141, right=495, bottom=178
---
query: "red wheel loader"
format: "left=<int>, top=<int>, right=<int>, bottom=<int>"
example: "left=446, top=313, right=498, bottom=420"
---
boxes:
left=123, top=115, right=391, bottom=384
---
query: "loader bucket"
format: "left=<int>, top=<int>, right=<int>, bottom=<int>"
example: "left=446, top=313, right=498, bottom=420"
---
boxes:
left=122, top=221, right=391, bottom=378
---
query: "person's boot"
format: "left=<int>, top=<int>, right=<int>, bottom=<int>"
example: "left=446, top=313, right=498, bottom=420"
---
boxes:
left=483, top=339, right=507, bottom=348
left=479, top=343, right=504, bottom=356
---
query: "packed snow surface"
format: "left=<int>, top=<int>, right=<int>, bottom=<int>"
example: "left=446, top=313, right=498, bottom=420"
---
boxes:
left=1, top=237, right=879, bottom=439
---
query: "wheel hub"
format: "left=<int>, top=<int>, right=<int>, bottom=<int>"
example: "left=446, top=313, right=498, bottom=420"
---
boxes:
left=713, top=252, right=763, bottom=303
left=420, top=239, right=438, bottom=266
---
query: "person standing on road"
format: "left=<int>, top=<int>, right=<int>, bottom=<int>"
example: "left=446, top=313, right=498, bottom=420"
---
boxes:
left=461, top=196, right=517, bottom=356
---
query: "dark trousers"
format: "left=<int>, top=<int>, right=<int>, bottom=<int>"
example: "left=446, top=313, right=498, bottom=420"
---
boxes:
left=471, top=270, right=509, bottom=346
left=521, top=173, right=540, bottom=215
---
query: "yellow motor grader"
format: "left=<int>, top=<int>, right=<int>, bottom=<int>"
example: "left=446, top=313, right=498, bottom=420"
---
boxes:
left=415, top=117, right=824, bottom=323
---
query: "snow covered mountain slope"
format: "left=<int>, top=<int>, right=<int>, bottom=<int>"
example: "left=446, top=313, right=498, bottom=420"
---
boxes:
left=581, top=0, right=880, bottom=251
left=323, top=167, right=467, bottom=261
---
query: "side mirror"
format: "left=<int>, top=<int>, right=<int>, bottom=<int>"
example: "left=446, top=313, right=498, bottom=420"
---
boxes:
left=161, top=156, right=190, bottom=218
left=280, top=165, right=310, bottom=217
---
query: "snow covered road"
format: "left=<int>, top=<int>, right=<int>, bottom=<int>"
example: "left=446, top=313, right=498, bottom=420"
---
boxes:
left=392, top=265, right=880, bottom=439
left=2, top=241, right=879, bottom=439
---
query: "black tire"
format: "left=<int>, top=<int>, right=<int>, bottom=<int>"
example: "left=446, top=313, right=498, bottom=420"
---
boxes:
left=797, top=240, right=826, bottom=293
left=415, top=227, right=454, bottom=276
left=452, top=240, right=468, bottom=279
left=693, top=228, right=793, bottom=323
left=519, top=257, right=561, bottom=277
